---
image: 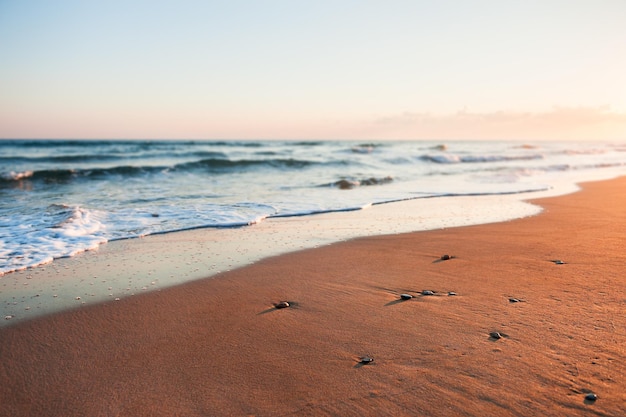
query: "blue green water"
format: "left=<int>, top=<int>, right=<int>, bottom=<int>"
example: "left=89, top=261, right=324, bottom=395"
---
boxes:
left=1, top=139, right=625, bottom=274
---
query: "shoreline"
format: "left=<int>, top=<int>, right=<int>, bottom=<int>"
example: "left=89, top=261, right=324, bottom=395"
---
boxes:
left=2, top=183, right=570, bottom=326
left=1, top=176, right=625, bottom=415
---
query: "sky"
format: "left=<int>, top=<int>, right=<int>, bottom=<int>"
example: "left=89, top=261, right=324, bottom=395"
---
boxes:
left=1, top=0, right=625, bottom=140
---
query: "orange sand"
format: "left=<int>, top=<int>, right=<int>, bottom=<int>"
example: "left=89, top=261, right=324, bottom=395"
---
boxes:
left=1, top=178, right=625, bottom=416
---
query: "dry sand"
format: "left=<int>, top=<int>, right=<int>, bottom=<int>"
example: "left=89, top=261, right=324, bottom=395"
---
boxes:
left=1, top=177, right=625, bottom=416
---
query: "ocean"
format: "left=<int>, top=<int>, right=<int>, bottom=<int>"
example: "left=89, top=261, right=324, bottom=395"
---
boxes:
left=1, top=139, right=625, bottom=276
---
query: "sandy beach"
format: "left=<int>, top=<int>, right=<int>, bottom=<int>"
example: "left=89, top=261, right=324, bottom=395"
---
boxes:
left=1, top=177, right=625, bottom=416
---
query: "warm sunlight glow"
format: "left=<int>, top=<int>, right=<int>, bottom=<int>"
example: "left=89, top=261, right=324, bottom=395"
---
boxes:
left=0, top=1, right=625, bottom=140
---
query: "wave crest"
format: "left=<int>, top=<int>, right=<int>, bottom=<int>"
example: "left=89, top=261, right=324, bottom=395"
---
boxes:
left=421, top=153, right=544, bottom=164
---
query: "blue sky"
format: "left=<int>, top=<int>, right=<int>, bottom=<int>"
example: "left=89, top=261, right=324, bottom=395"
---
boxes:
left=1, top=0, right=625, bottom=140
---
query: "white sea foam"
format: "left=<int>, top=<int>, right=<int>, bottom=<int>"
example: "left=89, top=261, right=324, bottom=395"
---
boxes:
left=0, top=205, right=107, bottom=275
left=3, top=170, right=34, bottom=180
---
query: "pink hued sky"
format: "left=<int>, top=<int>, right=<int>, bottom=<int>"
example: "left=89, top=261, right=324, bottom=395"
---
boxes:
left=1, top=1, right=625, bottom=141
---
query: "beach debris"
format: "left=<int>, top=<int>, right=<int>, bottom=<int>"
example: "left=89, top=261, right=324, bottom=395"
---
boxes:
left=448, top=292, right=457, bottom=296
left=552, top=260, right=566, bottom=265
left=400, top=294, right=413, bottom=300
left=333, top=176, right=393, bottom=190
left=359, top=356, right=374, bottom=364
left=585, top=393, right=598, bottom=402
left=489, top=331, right=503, bottom=340
left=334, top=179, right=359, bottom=189
left=421, top=290, right=435, bottom=296
left=273, top=301, right=290, bottom=309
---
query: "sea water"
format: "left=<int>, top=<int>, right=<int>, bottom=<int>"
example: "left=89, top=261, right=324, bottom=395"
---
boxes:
left=1, top=139, right=626, bottom=276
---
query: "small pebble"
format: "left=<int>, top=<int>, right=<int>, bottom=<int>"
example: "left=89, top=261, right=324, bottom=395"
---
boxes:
left=509, top=298, right=520, bottom=303
left=489, top=331, right=502, bottom=340
left=360, top=356, right=374, bottom=364
left=274, top=301, right=290, bottom=309
left=4, top=315, right=13, bottom=320
left=448, top=292, right=457, bottom=296
left=553, top=260, right=565, bottom=265
left=75, top=296, right=81, bottom=300
left=400, top=294, right=413, bottom=300
left=421, top=290, right=435, bottom=296
left=440, top=254, right=451, bottom=260
left=585, top=393, right=597, bottom=402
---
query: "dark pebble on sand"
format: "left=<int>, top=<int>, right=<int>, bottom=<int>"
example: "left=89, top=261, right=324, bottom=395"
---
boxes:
left=360, top=357, right=374, bottom=364
left=448, top=292, right=457, bottom=296
left=509, top=298, right=520, bottom=303
left=553, top=260, right=565, bottom=265
left=421, top=290, right=435, bottom=296
left=400, top=294, right=413, bottom=300
left=585, top=393, right=597, bottom=402
left=274, top=301, right=290, bottom=309
left=489, top=331, right=502, bottom=340
left=440, top=254, right=451, bottom=260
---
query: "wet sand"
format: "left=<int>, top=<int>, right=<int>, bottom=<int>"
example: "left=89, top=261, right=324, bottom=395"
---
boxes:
left=1, top=190, right=548, bottom=326
left=1, top=177, right=625, bottom=416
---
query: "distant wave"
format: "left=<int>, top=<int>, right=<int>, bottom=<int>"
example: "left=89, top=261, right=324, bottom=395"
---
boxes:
left=323, top=176, right=394, bottom=189
left=0, top=166, right=167, bottom=186
left=292, top=141, right=326, bottom=146
left=0, top=139, right=265, bottom=148
left=0, top=139, right=125, bottom=148
left=0, top=156, right=349, bottom=186
left=421, top=153, right=544, bottom=164
left=175, top=157, right=322, bottom=171
left=1, top=170, right=34, bottom=181
left=0, top=154, right=128, bottom=163
left=0, top=150, right=228, bottom=164
left=350, top=143, right=382, bottom=154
